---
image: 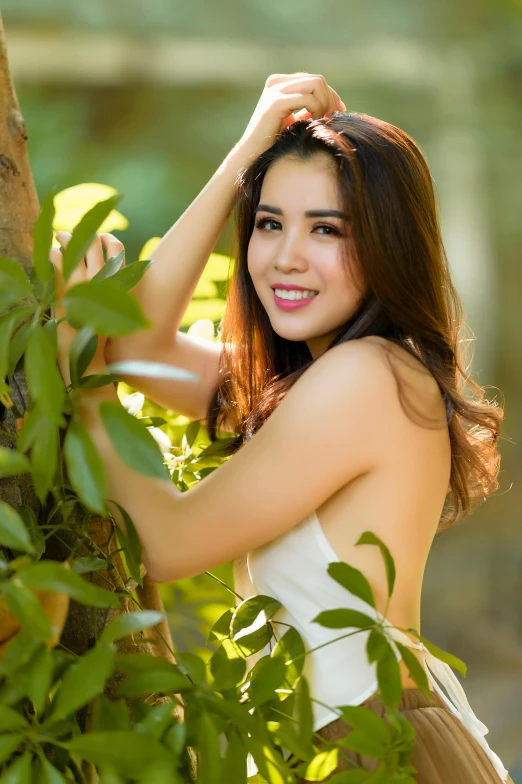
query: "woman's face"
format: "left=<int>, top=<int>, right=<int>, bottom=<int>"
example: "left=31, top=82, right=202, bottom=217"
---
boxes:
left=248, top=154, right=366, bottom=360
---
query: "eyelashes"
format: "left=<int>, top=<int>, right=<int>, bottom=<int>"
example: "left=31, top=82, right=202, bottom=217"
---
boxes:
left=254, top=218, right=342, bottom=236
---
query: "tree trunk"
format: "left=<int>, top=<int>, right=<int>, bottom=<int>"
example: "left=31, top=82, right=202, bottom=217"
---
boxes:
left=0, top=11, right=171, bottom=669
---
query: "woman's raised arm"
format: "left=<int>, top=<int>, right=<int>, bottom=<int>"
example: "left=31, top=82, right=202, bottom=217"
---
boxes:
left=103, top=73, right=345, bottom=359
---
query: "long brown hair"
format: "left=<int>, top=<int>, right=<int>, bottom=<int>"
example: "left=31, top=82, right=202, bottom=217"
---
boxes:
left=206, top=113, right=503, bottom=531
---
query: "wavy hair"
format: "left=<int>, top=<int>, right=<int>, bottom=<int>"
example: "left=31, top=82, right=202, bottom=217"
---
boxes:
left=206, top=113, right=503, bottom=531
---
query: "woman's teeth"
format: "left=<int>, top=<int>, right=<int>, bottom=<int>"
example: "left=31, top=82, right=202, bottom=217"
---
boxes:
left=274, top=288, right=319, bottom=300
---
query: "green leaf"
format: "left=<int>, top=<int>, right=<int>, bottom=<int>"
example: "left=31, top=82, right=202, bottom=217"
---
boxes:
left=61, top=195, right=123, bottom=281
left=0, top=705, right=29, bottom=732
left=108, top=259, right=156, bottom=290
left=366, top=628, right=390, bottom=664
left=32, top=190, right=56, bottom=285
left=208, top=607, right=233, bottom=643
left=64, top=416, right=107, bottom=515
left=106, top=359, right=200, bottom=384
left=1, top=580, right=52, bottom=642
left=313, top=609, right=376, bottom=630
left=222, top=730, right=247, bottom=784
left=118, top=666, right=190, bottom=697
left=70, top=555, right=107, bottom=574
left=0, top=751, right=33, bottom=783
left=248, top=655, right=286, bottom=706
left=35, top=757, right=69, bottom=784
left=30, top=416, right=59, bottom=502
left=338, top=704, right=392, bottom=747
left=197, top=713, right=222, bottom=784
left=209, top=644, right=247, bottom=691
left=17, top=560, right=120, bottom=608
left=92, top=695, right=131, bottom=733
left=0, top=258, right=34, bottom=309
left=25, top=645, right=54, bottom=716
left=294, top=676, right=314, bottom=757
left=232, top=623, right=274, bottom=657
left=134, top=701, right=175, bottom=740
left=271, top=627, right=306, bottom=691
left=50, top=645, right=115, bottom=721
left=25, top=325, right=65, bottom=422
left=356, top=532, right=396, bottom=599
left=177, top=652, right=206, bottom=685
left=64, top=279, right=150, bottom=337
left=100, top=610, right=163, bottom=645
left=6, top=311, right=35, bottom=379
left=328, top=771, right=372, bottom=782
left=17, top=506, right=45, bottom=560
left=64, top=731, right=174, bottom=778
left=99, top=401, right=168, bottom=479
left=92, top=250, right=126, bottom=282
left=376, top=642, right=402, bottom=712
left=112, top=501, right=143, bottom=587
left=0, top=501, right=35, bottom=553
left=69, top=325, right=99, bottom=385
left=0, top=734, right=24, bottom=766
left=407, top=630, right=467, bottom=677
left=230, top=595, right=282, bottom=637
left=0, top=312, right=17, bottom=384
left=0, top=630, right=42, bottom=678
left=338, top=730, right=388, bottom=758
left=304, top=749, right=339, bottom=781
left=327, top=561, right=376, bottom=608
left=183, top=420, right=201, bottom=449
left=395, top=643, right=431, bottom=699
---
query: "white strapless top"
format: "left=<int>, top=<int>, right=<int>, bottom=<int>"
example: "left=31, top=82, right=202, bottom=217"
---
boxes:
left=241, top=510, right=509, bottom=782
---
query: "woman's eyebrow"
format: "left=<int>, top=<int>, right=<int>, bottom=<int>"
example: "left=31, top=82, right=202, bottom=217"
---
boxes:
left=254, top=204, right=348, bottom=220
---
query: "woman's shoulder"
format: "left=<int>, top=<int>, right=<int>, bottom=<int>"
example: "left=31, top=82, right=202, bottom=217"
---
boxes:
left=326, top=336, right=447, bottom=426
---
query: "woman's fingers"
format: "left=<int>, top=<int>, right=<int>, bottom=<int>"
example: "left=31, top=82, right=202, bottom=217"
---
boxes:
left=98, top=233, right=126, bottom=266
left=84, top=234, right=105, bottom=277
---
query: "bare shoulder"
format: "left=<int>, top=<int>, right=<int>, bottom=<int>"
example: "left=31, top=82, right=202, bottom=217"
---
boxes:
left=323, top=336, right=447, bottom=425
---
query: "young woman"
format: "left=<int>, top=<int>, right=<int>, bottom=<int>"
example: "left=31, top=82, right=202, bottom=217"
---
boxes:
left=52, top=73, right=512, bottom=782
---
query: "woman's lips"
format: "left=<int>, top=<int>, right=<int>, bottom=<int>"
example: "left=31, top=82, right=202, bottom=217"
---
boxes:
left=273, top=290, right=318, bottom=310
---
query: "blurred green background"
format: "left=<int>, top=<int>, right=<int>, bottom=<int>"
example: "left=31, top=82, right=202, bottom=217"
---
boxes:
left=2, top=0, right=522, bottom=774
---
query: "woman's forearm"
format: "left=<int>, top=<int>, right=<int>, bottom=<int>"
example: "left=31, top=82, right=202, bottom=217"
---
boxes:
left=75, top=389, right=182, bottom=581
left=105, top=141, right=261, bottom=359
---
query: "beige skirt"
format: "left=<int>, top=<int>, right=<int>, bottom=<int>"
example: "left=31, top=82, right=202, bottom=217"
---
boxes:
left=294, top=687, right=514, bottom=783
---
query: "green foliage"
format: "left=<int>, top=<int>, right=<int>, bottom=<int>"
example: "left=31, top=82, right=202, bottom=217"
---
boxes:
left=0, top=190, right=467, bottom=782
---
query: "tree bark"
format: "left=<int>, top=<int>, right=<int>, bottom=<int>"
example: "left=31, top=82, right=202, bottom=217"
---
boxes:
left=0, top=11, right=171, bottom=667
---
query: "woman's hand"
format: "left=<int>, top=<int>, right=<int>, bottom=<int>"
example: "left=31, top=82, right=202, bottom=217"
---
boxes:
left=50, top=232, right=125, bottom=387
left=239, top=72, right=346, bottom=157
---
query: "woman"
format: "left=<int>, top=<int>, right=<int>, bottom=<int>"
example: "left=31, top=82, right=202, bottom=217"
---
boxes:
left=52, top=73, right=512, bottom=782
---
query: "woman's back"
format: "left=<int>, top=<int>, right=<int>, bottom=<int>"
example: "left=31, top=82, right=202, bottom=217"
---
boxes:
left=311, top=336, right=451, bottom=632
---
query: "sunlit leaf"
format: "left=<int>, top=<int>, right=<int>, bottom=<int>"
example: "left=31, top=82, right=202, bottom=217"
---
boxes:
left=54, top=183, right=128, bottom=234
left=376, top=642, right=402, bottom=712
left=327, top=562, right=376, bottom=608
left=312, top=609, right=375, bottom=630
left=99, top=401, right=168, bottom=479
left=395, top=643, right=431, bottom=699
left=356, top=532, right=396, bottom=599
left=366, top=629, right=389, bottom=664
left=32, top=189, right=56, bottom=285
left=304, top=748, right=339, bottom=781
left=106, top=359, right=200, bottom=383
left=271, top=627, right=306, bottom=692
left=231, top=595, right=282, bottom=637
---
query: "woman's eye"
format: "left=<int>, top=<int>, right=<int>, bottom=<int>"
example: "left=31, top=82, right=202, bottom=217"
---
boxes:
left=254, top=218, right=341, bottom=236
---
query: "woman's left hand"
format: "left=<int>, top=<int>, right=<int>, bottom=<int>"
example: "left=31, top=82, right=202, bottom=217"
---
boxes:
left=50, top=232, right=123, bottom=388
